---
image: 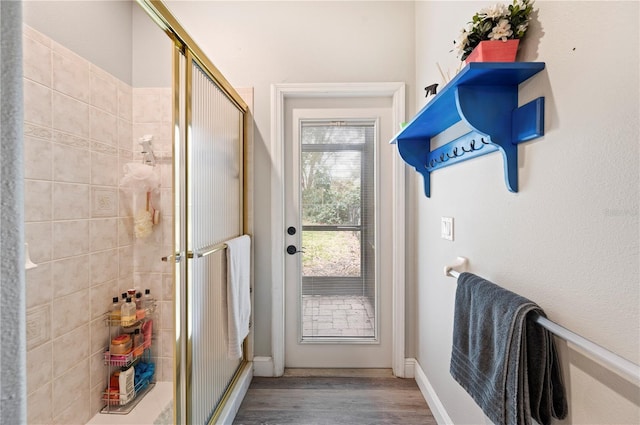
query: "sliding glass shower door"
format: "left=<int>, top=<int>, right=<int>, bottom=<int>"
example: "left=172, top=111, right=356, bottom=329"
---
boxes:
left=172, top=44, right=247, bottom=422
left=146, top=4, right=249, bottom=423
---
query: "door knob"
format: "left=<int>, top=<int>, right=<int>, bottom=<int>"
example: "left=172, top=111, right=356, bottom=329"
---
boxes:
left=287, top=226, right=296, bottom=235
left=286, top=245, right=304, bottom=255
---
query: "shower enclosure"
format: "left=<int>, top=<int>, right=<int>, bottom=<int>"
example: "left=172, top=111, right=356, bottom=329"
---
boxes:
left=22, top=1, right=251, bottom=423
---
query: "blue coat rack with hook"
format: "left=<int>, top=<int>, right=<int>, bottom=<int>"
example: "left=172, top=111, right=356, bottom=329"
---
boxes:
left=390, top=62, right=546, bottom=197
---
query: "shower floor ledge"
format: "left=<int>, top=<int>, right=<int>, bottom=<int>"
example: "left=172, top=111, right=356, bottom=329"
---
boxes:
left=86, top=381, right=172, bottom=425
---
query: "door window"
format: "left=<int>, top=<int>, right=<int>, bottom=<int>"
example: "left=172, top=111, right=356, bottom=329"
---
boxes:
left=299, top=121, right=376, bottom=340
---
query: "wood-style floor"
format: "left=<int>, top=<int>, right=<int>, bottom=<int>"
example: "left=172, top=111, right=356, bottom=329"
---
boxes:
left=233, top=369, right=437, bottom=425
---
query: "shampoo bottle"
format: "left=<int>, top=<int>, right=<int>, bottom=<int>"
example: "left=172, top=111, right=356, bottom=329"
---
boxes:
left=121, top=297, right=136, bottom=325
left=142, top=289, right=153, bottom=310
left=118, top=366, right=135, bottom=404
left=133, top=329, right=144, bottom=356
left=109, top=297, right=121, bottom=321
left=135, top=292, right=146, bottom=320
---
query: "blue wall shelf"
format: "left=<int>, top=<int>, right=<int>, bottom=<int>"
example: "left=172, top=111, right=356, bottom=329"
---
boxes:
left=391, top=62, right=546, bottom=197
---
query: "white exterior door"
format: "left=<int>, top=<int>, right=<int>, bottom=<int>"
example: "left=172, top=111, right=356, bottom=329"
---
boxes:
left=283, top=97, right=395, bottom=368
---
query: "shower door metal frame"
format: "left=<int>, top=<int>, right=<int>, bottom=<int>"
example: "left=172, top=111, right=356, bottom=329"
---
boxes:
left=136, top=1, right=251, bottom=424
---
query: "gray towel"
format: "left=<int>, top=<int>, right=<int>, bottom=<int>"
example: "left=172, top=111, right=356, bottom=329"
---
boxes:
left=450, top=273, right=567, bottom=425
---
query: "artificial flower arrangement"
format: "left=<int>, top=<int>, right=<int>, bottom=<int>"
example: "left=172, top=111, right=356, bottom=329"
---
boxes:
left=454, top=0, right=535, bottom=61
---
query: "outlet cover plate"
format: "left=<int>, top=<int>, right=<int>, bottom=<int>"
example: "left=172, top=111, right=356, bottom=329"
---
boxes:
left=441, top=217, right=454, bottom=241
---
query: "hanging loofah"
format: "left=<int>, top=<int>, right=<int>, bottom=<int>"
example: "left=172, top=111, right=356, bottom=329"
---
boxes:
left=134, top=191, right=154, bottom=239
left=134, top=209, right=153, bottom=239
left=120, top=163, right=160, bottom=193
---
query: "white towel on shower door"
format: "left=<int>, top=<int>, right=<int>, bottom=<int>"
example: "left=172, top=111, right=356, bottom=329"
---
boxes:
left=226, top=235, right=251, bottom=359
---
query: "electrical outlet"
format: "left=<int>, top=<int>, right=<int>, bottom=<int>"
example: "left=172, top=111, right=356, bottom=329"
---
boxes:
left=441, top=217, right=454, bottom=241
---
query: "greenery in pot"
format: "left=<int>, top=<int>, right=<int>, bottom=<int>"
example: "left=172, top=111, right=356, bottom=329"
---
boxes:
left=454, top=0, right=535, bottom=61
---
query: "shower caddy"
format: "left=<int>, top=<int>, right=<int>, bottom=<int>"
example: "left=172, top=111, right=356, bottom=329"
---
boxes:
left=100, top=301, right=157, bottom=414
left=391, top=62, right=546, bottom=197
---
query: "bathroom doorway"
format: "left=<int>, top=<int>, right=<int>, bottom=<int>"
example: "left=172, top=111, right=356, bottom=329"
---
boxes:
left=277, top=86, right=406, bottom=371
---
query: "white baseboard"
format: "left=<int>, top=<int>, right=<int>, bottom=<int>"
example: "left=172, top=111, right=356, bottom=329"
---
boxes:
left=217, top=362, right=253, bottom=424
left=404, top=358, right=415, bottom=378
left=252, top=356, right=274, bottom=377
left=412, top=358, right=453, bottom=425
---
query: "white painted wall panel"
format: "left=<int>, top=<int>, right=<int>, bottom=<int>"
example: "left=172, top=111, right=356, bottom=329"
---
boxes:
left=414, top=2, right=639, bottom=424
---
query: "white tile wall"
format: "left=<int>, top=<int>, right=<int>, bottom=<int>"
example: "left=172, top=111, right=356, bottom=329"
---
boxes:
left=90, top=107, right=118, bottom=145
left=27, top=383, right=52, bottom=424
left=26, top=304, right=51, bottom=351
left=89, top=219, right=118, bottom=251
left=25, top=222, right=52, bottom=263
left=52, top=182, right=90, bottom=220
left=23, top=25, right=174, bottom=424
left=24, top=136, right=52, bottom=180
left=52, top=92, right=90, bottom=137
left=24, top=79, right=52, bottom=127
left=52, top=143, right=91, bottom=183
left=52, top=220, right=90, bottom=259
left=91, top=187, right=118, bottom=218
left=132, top=83, right=174, bottom=389
left=26, top=262, right=52, bottom=309
left=91, top=152, right=119, bottom=186
left=90, top=67, right=118, bottom=115
left=54, top=394, right=91, bottom=425
left=52, top=358, right=90, bottom=418
left=52, top=255, right=90, bottom=298
left=23, top=33, right=51, bottom=86
left=24, top=180, right=52, bottom=221
left=51, top=42, right=91, bottom=103
left=26, top=341, right=52, bottom=394
left=52, top=324, right=91, bottom=378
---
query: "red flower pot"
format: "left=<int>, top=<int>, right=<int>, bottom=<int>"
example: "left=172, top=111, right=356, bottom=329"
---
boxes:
left=465, top=39, right=520, bottom=63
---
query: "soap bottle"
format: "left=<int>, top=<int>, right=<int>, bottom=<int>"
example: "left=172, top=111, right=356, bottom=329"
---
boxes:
left=141, top=319, right=153, bottom=346
left=133, top=329, right=144, bottom=356
left=118, top=366, right=135, bottom=404
left=109, top=297, right=121, bottom=321
left=120, top=297, right=136, bottom=325
left=135, top=293, right=146, bottom=320
left=142, top=289, right=153, bottom=310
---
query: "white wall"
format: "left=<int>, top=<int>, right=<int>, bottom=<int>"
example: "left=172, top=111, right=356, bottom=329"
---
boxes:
left=414, top=1, right=639, bottom=424
left=132, top=4, right=173, bottom=88
left=164, top=0, right=416, bottom=357
left=23, top=0, right=133, bottom=84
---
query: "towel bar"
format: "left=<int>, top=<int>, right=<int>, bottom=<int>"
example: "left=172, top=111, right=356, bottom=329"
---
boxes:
left=445, top=257, right=640, bottom=386
left=188, top=242, right=228, bottom=259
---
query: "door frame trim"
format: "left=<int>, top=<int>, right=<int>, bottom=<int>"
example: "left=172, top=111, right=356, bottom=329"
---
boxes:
left=270, top=82, right=406, bottom=377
